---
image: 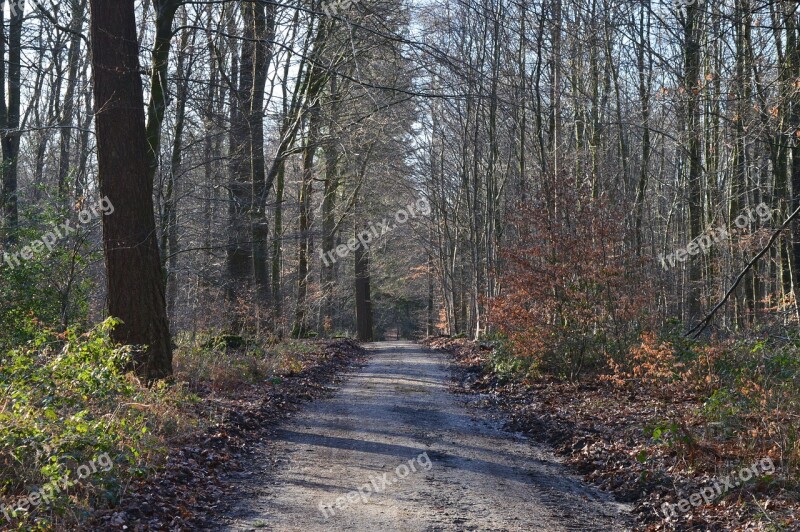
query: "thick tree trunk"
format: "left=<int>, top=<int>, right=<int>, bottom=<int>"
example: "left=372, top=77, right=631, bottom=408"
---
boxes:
left=89, top=0, right=173, bottom=381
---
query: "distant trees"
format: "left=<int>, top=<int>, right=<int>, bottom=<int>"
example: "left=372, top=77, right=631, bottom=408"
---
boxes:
left=7, top=0, right=798, bottom=371
left=0, top=0, right=428, bottom=355
left=418, top=0, right=800, bottom=340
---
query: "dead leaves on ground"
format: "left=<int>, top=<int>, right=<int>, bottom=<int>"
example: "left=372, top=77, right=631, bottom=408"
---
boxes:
left=428, top=337, right=799, bottom=532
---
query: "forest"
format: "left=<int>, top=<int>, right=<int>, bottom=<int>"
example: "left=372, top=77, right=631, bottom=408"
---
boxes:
left=1, top=0, right=800, bottom=530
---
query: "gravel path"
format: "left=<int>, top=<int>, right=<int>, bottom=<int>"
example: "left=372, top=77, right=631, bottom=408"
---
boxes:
left=220, top=341, right=632, bottom=531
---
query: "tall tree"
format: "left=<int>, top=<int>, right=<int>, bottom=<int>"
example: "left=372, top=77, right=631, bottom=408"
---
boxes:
left=89, top=0, right=172, bottom=381
left=56, top=0, right=87, bottom=201
left=0, top=0, right=22, bottom=245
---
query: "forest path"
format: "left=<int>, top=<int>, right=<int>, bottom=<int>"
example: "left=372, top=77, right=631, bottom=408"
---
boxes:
left=220, top=342, right=632, bottom=531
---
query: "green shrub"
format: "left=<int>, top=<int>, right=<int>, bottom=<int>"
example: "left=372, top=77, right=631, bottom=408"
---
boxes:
left=0, top=204, right=97, bottom=351
left=0, top=318, right=165, bottom=530
left=480, top=332, right=538, bottom=382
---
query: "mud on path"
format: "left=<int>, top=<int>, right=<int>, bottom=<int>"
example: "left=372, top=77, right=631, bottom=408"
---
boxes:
left=219, top=342, right=632, bottom=531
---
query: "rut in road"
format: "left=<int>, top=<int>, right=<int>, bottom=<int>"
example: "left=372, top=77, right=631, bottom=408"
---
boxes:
left=221, top=342, right=632, bottom=531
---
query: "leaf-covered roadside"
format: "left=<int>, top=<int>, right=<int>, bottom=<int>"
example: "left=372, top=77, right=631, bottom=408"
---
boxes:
left=428, top=337, right=799, bottom=531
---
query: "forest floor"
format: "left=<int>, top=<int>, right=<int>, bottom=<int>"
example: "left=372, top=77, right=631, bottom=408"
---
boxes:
left=430, top=337, right=799, bottom=531
left=216, top=341, right=632, bottom=531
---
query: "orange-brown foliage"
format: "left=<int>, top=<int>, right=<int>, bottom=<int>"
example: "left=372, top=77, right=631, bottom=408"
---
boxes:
left=488, top=182, right=650, bottom=380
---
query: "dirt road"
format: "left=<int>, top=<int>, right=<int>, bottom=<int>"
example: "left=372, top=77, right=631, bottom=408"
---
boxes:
left=220, top=342, right=632, bottom=531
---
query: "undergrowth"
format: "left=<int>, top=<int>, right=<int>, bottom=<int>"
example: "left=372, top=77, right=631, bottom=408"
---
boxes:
left=0, top=319, right=328, bottom=530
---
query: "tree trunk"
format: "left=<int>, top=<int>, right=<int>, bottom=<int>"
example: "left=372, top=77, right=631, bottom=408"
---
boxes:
left=89, top=0, right=173, bottom=381
left=226, top=13, right=252, bottom=326
left=355, top=234, right=373, bottom=341
left=162, top=7, right=191, bottom=324
left=144, top=0, right=181, bottom=186
left=320, top=76, right=340, bottom=334
left=292, top=105, right=320, bottom=337
left=683, top=2, right=704, bottom=321
left=248, top=1, right=278, bottom=323
left=0, top=0, right=21, bottom=245
left=57, top=0, right=87, bottom=201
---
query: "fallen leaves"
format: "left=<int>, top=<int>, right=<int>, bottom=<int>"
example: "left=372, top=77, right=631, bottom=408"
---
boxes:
left=429, top=337, right=799, bottom=532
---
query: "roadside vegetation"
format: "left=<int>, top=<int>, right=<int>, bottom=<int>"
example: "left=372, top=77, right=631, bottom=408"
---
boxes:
left=427, top=183, right=800, bottom=530
left=0, top=316, right=363, bottom=530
